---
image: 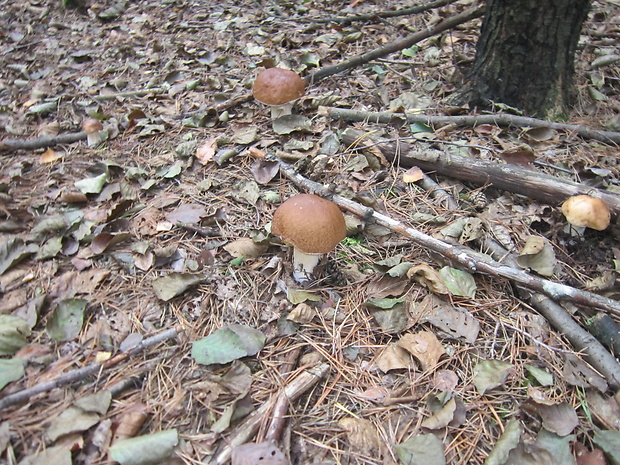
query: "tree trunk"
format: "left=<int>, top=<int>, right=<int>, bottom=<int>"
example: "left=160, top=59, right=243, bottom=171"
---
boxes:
left=465, top=0, right=591, bottom=118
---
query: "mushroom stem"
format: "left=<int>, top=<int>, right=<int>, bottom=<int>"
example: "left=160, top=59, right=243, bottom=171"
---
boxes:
left=270, top=102, right=294, bottom=119
left=292, top=248, right=323, bottom=283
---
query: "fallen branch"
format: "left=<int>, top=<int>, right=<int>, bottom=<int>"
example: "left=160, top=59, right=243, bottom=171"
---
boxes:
left=479, top=236, right=620, bottom=388
left=270, top=155, right=620, bottom=316
left=208, top=362, right=330, bottom=465
left=312, top=0, right=457, bottom=25
left=0, top=326, right=181, bottom=410
left=306, top=5, right=485, bottom=85
left=340, top=128, right=620, bottom=215
left=324, top=106, right=620, bottom=145
left=0, top=131, right=87, bottom=152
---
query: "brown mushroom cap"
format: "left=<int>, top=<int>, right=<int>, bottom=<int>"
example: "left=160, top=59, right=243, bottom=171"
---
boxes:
left=82, top=118, right=103, bottom=133
left=561, top=195, right=611, bottom=230
left=252, top=68, right=305, bottom=106
left=272, top=194, right=346, bottom=254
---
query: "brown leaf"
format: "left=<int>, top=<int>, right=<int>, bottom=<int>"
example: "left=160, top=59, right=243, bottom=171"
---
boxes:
left=531, top=402, right=579, bottom=436
left=375, top=343, right=411, bottom=373
left=231, top=441, right=288, bottom=465
left=574, top=442, right=608, bottom=465
left=366, top=275, right=409, bottom=299
left=586, top=391, right=620, bottom=431
left=432, top=369, right=459, bottom=393
left=563, top=353, right=608, bottom=392
left=40, top=148, right=62, bottom=164
left=339, top=417, right=383, bottom=456
left=499, top=147, right=536, bottom=169
left=223, top=238, right=267, bottom=259
left=91, top=232, right=132, bottom=255
left=196, top=138, right=217, bottom=165
left=406, top=263, right=449, bottom=295
left=165, top=203, right=208, bottom=225
left=398, top=331, right=445, bottom=371
left=410, top=294, right=480, bottom=343
left=421, top=397, right=457, bottom=430
left=112, top=404, right=150, bottom=443
left=402, top=166, right=424, bottom=183
left=250, top=159, right=280, bottom=185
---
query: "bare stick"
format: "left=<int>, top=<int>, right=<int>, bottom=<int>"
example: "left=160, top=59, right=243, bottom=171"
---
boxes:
left=324, top=107, right=620, bottom=145
left=93, top=88, right=165, bottom=101
left=0, top=131, right=87, bottom=152
left=0, top=326, right=181, bottom=410
left=306, top=5, right=485, bottom=85
left=312, top=0, right=457, bottom=25
left=270, top=155, right=620, bottom=316
left=341, top=128, right=620, bottom=216
left=479, top=236, right=620, bottom=388
left=209, top=362, right=330, bottom=465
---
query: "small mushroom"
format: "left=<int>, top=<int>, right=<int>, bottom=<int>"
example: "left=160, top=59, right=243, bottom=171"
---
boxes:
left=561, top=194, right=611, bottom=231
left=82, top=118, right=104, bottom=147
left=252, top=67, right=305, bottom=119
left=272, top=193, right=346, bottom=283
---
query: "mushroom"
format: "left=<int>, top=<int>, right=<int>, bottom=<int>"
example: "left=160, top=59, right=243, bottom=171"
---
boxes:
left=561, top=194, right=611, bottom=231
left=82, top=118, right=104, bottom=147
left=272, top=193, right=346, bottom=283
left=252, top=67, right=305, bottom=119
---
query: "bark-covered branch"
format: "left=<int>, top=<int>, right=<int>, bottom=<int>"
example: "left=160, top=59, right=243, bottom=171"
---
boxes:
left=306, top=5, right=485, bottom=85
left=341, top=128, right=620, bottom=216
left=0, top=131, right=87, bottom=152
left=0, top=326, right=181, bottom=410
left=312, top=0, right=457, bottom=25
left=324, top=107, right=620, bottom=145
left=269, top=155, right=620, bottom=316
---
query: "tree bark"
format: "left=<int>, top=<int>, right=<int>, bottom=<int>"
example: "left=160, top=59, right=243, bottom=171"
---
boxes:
left=464, top=0, right=591, bottom=118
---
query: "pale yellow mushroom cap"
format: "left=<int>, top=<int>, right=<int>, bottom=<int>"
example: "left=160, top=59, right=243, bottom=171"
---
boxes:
left=561, top=195, right=611, bottom=230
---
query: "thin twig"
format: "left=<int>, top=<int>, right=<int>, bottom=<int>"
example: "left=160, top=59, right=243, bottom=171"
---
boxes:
left=208, top=362, right=330, bottom=465
left=0, top=326, right=181, bottom=410
left=306, top=5, right=485, bottom=85
left=270, top=155, right=620, bottom=317
left=323, top=107, right=620, bottom=145
left=312, top=0, right=457, bottom=24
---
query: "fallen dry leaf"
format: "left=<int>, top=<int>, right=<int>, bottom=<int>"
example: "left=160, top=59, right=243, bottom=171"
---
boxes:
left=231, top=441, right=288, bottom=465
left=375, top=343, right=412, bottom=373
left=398, top=331, right=445, bottom=371
left=338, top=417, right=383, bottom=456
left=196, top=138, right=218, bottom=165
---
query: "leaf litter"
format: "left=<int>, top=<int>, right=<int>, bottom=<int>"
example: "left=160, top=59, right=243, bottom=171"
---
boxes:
left=1, top=0, right=620, bottom=464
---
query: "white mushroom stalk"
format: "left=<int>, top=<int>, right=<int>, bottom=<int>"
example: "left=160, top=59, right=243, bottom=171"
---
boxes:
left=292, top=248, right=323, bottom=283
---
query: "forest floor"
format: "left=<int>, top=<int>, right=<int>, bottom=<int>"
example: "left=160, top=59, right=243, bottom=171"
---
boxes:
left=1, top=0, right=620, bottom=464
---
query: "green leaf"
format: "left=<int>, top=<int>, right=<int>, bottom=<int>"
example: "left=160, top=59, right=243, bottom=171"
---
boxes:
left=286, top=287, right=321, bottom=305
left=17, top=445, right=72, bottom=465
left=473, top=360, right=514, bottom=394
left=484, top=418, right=522, bottom=465
left=366, top=297, right=404, bottom=310
left=593, top=429, right=620, bottom=465
left=438, top=266, right=476, bottom=298
left=0, top=314, right=30, bottom=355
left=395, top=434, right=446, bottom=465
left=46, top=406, right=101, bottom=442
left=525, top=365, right=554, bottom=386
left=75, top=172, right=110, bottom=194
left=0, top=237, right=38, bottom=275
left=152, top=273, right=206, bottom=301
left=410, top=122, right=433, bottom=133
left=191, top=324, right=265, bottom=365
left=46, top=299, right=87, bottom=341
left=110, top=429, right=179, bottom=465
left=0, top=357, right=25, bottom=391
